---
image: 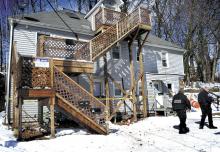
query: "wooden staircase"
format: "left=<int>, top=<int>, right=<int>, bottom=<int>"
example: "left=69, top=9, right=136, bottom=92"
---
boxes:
left=41, top=7, right=150, bottom=135
left=54, top=66, right=107, bottom=134
left=91, top=7, right=151, bottom=61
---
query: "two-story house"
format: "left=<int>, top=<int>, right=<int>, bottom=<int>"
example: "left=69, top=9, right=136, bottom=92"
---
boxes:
left=5, top=0, right=184, bottom=138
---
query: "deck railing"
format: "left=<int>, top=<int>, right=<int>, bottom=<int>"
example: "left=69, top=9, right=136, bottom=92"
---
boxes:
left=95, top=8, right=126, bottom=30
left=19, top=57, right=52, bottom=89
left=91, top=7, right=151, bottom=60
left=54, top=66, right=106, bottom=126
left=38, top=36, right=90, bottom=61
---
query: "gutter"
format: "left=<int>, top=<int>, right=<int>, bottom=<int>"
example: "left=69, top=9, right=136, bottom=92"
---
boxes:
left=5, top=19, right=15, bottom=125
left=9, top=18, right=95, bottom=36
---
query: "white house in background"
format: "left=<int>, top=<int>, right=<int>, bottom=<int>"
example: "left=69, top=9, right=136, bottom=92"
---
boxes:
left=7, top=0, right=185, bottom=122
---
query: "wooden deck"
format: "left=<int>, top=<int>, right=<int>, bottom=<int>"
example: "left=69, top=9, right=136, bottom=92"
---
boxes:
left=19, top=89, right=55, bottom=99
left=53, top=59, right=94, bottom=73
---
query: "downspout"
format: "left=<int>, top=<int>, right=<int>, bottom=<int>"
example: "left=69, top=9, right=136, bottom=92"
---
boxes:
left=5, top=19, right=14, bottom=125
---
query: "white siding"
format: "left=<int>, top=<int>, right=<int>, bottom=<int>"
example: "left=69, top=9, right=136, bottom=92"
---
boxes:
left=14, top=28, right=37, bottom=56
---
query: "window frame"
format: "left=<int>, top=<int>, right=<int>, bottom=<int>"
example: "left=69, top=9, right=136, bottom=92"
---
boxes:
left=161, top=51, right=168, bottom=67
left=112, top=45, right=121, bottom=60
left=113, top=81, right=123, bottom=97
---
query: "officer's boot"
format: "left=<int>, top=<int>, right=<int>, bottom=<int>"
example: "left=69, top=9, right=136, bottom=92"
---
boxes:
left=199, top=115, right=206, bottom=129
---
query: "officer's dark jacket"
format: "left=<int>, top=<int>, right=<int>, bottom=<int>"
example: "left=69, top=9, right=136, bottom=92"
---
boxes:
left=172, top=92, right=191, bottom=111
left=198, top=90, right=213, bottom=106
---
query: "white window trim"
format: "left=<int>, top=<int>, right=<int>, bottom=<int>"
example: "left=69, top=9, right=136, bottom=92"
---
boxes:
left=113, top=81, right=123, bottom=97
left=161, top=51, right=169, bottom=68
left=111, top=44, right=121, bottom=60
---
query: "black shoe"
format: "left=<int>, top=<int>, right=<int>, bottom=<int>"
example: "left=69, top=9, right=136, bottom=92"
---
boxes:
left=179, top=128, right=188, bottom=134
left=199, top=125, right=203, bottom=129
left=185, top=127, right=190, bottom=132
left=209, top=125, right=217, bottom=129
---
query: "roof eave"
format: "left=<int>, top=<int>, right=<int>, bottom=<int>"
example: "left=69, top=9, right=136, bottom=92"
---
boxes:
left=85, top=0, right=104, bottom=19
left=145, top=43, right=186, bottom=53
left=10, top=18, right=94, bottom=36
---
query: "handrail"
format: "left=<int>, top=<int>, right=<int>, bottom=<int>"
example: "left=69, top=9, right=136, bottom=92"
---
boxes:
left=95, top=7, right=126, bottom=30
left=91, top=6, right=151, bottom=61
left=38, top=36, right=90, bottom=61
left=54, top=66, right=106, bottom=107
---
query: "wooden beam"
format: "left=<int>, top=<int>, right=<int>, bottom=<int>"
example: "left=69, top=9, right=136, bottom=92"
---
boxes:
left=128, top=41, right=137, bottom=122
left=19, top=89, right=55, bottom=99
left=88, top=74, right=94, bottom=95
left=38, top=100, right=44, bottom=126
left=38, top=35, right=45, bottom=57
left=137, top=32, right=150, bottom=117
left=50, top=59, right=54, bottom=89
left=104, top=55, right=110, bottom=121
left=14, top=97, right=22, bottom=139
left=53, top=59, right=94, bottom=68
left=50, top=97, right=55, bottom=138
left=138, top=39, right=146, bottom=117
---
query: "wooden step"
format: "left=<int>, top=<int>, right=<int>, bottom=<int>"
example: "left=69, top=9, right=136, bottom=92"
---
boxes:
left=56, top=94, right=107, bottom=135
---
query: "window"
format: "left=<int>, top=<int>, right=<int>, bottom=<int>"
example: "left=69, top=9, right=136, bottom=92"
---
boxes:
left=112, top=46, right=120, bottom=59
left=94, top=82, right=102, bottom=97
left=161, top=52, right=168, bottom=67
left=167, top=83, right=172, bottom=91
left=113, top=82, right=122, bottom=97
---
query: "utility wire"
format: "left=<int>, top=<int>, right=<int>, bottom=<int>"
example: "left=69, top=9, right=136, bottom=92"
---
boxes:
left=45, top=0, right=79, bottom=40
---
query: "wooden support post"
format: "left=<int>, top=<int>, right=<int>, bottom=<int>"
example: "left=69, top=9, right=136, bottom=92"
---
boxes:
left=38, top=101, right=44, bottom=125
left=104, top=55, right=110, bottom=116
left=38, top=35, right=45, bottom=57
left=88, top=74, right=94, bottom=95
left=138, top=38, right=147, bottom=118
left=14, top=97, right=22, bottom=139
left=50, top=59, right=54, bottom=89
left=128, top=41, right=137, bottom=122
left=50, top=97, right=55, bottom=138
left=104, top=54, right=109, bottom=132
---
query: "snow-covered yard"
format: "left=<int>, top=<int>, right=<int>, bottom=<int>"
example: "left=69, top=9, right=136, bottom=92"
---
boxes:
left=0, top=111, right=220, bottom=152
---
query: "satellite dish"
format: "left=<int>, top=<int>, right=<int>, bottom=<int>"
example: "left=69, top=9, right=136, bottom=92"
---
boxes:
left=18, top=0, right=28, bottom=11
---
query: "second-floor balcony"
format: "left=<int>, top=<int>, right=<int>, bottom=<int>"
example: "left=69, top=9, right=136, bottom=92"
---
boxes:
left=95, top=8, right=126, bottom=31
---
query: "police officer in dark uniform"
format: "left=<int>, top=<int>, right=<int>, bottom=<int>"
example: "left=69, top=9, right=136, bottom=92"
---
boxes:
left=172, top=88, right=191, bottom=134
left=198, top=87, right=217, bottom=129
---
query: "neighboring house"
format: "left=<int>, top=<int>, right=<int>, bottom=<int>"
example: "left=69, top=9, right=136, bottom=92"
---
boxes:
left=6, top=0, right=184, bottom=135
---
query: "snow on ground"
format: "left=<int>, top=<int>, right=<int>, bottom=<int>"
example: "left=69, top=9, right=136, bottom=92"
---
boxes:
left=0, top=111, right=220, bottom=152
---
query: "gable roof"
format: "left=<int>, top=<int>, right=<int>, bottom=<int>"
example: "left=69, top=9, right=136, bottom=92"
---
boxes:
left=9, top=10, right=94, bottom=36
left=145, top=34, right=185, bottom=52
left=9, top=10, right=185, bottom=52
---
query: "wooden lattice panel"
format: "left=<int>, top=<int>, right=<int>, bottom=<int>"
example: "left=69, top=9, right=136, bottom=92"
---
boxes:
left=20, top=57, right=51, bottom=88
left=42, top=37, right=90, bottom=61
left=54, top=67, right=106, bottom=126
left=95, top=8, right=126, bottom=31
